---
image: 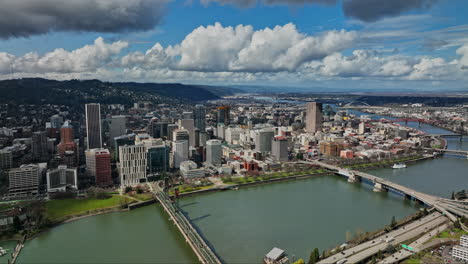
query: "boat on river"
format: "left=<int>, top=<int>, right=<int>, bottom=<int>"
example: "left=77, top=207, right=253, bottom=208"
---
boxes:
left=392, top=163, right=407, bottom=169
left=0, top=247, right=8, bottom=257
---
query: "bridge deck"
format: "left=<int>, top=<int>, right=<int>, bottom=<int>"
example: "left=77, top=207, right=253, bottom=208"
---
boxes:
left=425, top=148, right=468, bottom=155
left=302, top=160, right=464, bottom=222
left=153, top=189, right=222, bottom=264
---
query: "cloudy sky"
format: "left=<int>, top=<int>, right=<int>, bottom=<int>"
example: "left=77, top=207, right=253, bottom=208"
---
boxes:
left=0, top=0, right=467, bottom=90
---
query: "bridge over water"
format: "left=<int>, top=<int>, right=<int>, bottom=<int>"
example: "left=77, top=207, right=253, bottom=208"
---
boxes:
left=425, top=148, right=468, bottom=156
left=301, top=160, right=467, bottom=222
left=150, top=184, right=222, bottom=264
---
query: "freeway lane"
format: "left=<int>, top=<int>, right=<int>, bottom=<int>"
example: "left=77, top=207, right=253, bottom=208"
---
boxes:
left=318, top=212, right=442, bottom=264
left=345, top=216, right=448, bottom=264
left=379, top=223, right=449, bottom=264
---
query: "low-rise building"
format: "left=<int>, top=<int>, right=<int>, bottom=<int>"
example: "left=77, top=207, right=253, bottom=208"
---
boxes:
left=46, top=165, right=78, bottom=192
left=452, top=235, right=468, bottom=262
left=180, top=161, right=205, bottom=179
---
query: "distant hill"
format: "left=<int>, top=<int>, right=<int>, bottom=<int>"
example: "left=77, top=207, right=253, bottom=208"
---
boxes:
left=0, top=78, right=241, bottom=105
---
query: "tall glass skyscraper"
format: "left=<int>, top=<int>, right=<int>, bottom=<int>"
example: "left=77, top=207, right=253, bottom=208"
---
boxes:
left=85, top=103, right=102, bottom=149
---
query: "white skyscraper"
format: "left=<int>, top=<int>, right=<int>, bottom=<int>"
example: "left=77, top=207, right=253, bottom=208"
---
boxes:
left=206, top=139, right=222, bottom=166
left=173, top=140, right=189, bottom=169
left=254, top=128, right=275, bottom=154
left=178, top=119, right=195, bottom=147
left=119, top=144, right=147, bottom=187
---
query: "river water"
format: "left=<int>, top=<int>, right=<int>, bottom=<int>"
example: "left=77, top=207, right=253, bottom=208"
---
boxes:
left=9, top=111, right=468, bottom=264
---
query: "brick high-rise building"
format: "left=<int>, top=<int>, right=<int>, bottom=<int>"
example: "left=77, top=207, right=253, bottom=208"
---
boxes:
left=319, top=141, right=343, bottom=157
left=306, top=102, right=323, bottom=133
left=57, top=121, right=78, bottom=167
left=85, top=148, right=112, bottom=186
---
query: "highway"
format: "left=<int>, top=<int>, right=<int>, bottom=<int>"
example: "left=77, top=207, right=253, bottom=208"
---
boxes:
left=379, top=223, right=449, bottom=264
left=318, top=212, right=446, bottom=264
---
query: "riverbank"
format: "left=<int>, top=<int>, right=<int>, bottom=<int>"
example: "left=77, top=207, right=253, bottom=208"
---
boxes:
left=171, top=171, right=332, bottom=198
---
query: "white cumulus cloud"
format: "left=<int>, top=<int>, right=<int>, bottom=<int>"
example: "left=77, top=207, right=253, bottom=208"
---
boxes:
left=0, top=37, right=128, bottom=74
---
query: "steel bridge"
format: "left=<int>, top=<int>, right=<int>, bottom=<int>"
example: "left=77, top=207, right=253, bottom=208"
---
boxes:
left=152, top=185, right=222, bottom=264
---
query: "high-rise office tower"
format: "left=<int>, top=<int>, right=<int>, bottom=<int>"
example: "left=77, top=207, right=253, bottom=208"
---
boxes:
left=182, top=111, right=193, bottom=119
left=50, top=114, right=63, bottom=129
left=306, top=102, right=323, bottom=133
left=149, top=120, right=168, bottom=139
left=272, top=136, right=289, bottom=161
left=206, top=139, right=222, bottom=166
left=194, top=128, right=200, bottom=147
left=57, top=121, right=78, bottom=167
left=31, top=131, right=48, bottom=161
left=8, top=164, right=41, bottom=197
left=85, top=103, right=102, bottom=149
left=217, top=106, right=231, bottom=125
left=194, top=105, right=206, bottom=132
left=109, top=115, right=126, bottom=143
left=114, top=133, right=136, bottom=160
left=255, top=128, right=275, bottom=154
left=199, top=132, right=208, bottom=147
left=119, top=144, right=147, bottom=187
left=178, top=119, right=195, bottom=147
left=167, top=124, right=178, bottom=141
left=173, top=128, right=190, bottom=142
left=147, top=145, right=170, bottom=174
left=86, top=148, right=112, bottom=186
left=172, top=140, right=189, bottom=169
left=46, top=165, right=78, bottom=192
left=0, top=150, right=12, bottom=171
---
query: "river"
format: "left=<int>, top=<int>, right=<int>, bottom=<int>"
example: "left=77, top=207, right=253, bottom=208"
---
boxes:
left=6, top=111, right=467, bottom=264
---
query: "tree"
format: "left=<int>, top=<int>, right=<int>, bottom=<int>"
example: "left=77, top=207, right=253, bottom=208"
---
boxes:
left=296, top=153, right=304, bottom=160
left=124, top=186, right=132, bottom=193
left=376, top=250, right=383, bottom=259
left=308, top=248, right=320, bottom=264
left=390, top=216, right=397, bottom=228
left=293, top=259, right=305, bottom=264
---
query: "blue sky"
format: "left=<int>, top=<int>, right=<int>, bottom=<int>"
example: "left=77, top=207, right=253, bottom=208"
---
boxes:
left=0, top=0, right=467, bottom=90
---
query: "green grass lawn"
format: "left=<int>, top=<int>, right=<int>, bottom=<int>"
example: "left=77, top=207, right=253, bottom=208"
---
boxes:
left=403, top=257, right=421, bottom=264
left=435, top=228, right=468, bottom=239
left=132, top=193, right=154, bottom=201
left=46, top=195, right=128, bottom=221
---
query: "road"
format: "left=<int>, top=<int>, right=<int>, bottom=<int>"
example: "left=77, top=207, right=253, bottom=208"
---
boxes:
left=379, top=223, right=449, bottom=264
left=318, top=212, right=447, bottom=264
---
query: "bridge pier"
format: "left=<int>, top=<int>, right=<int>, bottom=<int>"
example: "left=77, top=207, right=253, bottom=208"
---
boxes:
left=373, top=182, right=384, bottom=192
left=347, top=173, right=358, bottom=183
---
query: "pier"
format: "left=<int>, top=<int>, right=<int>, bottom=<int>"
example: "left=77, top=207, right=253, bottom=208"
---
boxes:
left=151, top=184, right=222, bottom=264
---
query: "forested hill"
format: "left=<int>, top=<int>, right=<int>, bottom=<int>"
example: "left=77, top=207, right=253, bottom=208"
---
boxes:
left=0, top=78, right=239, bottom=105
